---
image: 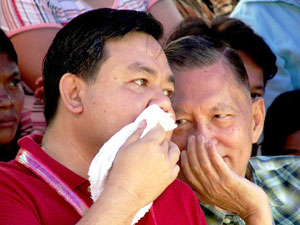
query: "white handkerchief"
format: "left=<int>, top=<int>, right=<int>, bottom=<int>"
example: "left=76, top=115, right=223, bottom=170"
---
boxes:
left=88, top=104, right=177, bottom=225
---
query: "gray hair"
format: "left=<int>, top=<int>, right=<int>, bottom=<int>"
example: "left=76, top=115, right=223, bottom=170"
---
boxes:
left=164, top=35, right=250, bottom=91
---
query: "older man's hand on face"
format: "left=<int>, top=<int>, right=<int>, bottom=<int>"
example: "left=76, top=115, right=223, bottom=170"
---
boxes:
left=105, top=122, right=180, bottom=212
left=181, top=135, right=272, bottom=225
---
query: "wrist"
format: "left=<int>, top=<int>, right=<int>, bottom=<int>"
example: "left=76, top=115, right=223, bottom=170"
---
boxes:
left=240, top=191, right=272, bottom=225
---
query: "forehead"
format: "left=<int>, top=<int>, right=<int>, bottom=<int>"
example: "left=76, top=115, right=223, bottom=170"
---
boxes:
left=172, top=60, right=249, bottom=111
left=237, top=51, right=264, bottom=89
left=0, top=53, right=19, bottom=79
left=103, top=32, right=172, bottom=75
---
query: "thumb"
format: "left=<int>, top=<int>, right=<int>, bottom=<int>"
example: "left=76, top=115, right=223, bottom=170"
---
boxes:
left=121, top=120, right=147, bottom=149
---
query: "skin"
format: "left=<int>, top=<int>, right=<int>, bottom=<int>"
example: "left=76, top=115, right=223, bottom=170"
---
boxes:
left=42, top=32, right=180, bottom=225
left=0, top=53, right=24, bottom=145
left=237, top=51, right=264, bottom=98
left=171, top=60, right=272, bottom=223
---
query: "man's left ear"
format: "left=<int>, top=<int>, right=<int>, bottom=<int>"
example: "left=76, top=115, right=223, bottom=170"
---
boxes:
left=251, top=97, right=265, bottom=143
left=59, top=73, right=87, bottom=114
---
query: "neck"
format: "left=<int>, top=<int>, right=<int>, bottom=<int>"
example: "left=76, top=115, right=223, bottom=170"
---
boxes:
left=42, top=121, right=96, bottom=179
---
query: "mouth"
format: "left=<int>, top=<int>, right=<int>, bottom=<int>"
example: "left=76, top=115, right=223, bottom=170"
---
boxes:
left=0, top=116, right=18, bottom=128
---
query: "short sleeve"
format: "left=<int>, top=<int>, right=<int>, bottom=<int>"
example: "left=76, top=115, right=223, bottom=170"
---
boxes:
left=0, top=0, right=62, bottom=37
left=0, top=0, right=91, bottom=37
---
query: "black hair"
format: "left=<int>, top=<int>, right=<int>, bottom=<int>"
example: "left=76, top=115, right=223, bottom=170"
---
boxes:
left=43, top=8, right=163, bottom=125
left=211, top=16, right=277, bottom=86
left=0, top=29, right=18, bottom=63
left=168, top=16, right=277, bottom=87
left=261, top=90, right=300, bottom=155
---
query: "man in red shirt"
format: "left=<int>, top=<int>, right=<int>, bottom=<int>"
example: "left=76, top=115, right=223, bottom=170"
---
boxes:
left=0, top=8, right=206, bottom=225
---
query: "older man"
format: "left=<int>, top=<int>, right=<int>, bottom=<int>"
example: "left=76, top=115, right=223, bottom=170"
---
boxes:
left=0, top=9, right=206, bottom=225
left=165, top=35, right=300, bottom=224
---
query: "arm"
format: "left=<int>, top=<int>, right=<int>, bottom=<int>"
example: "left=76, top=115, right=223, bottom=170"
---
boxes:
left=148, top=0, right=183, bottom=46
left=77, top=123, right=180, bottom=224
left=181, top=135, right=272, bottom=225
left=10, top=28, right=60, bottom=91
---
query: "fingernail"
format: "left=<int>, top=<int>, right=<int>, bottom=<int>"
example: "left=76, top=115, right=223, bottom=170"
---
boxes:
left=211, top=138, right=218, bottom=145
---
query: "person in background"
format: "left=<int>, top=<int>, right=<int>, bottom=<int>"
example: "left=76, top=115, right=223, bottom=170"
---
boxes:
left=0, top=29, right=24, bottom=162
left=230, top=0, right=300, bottom=110
left=168, top=16, right=277, bottom=155
left=0, top=9, right=206, bottom=225
left=165, top=34, right=300, bottom=225
left=262, top=89, right=300, bottom=156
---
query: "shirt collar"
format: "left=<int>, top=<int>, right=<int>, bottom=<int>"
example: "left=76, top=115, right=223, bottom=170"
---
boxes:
left=18, top=134, right=87, bottom=189
left=247, top=160, right=284, bottom=208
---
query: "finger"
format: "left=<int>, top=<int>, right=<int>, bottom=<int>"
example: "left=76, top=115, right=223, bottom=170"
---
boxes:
left=196, top=135, right=213, bottom=173
left=35, top=76, right=44, bottom=86
left=187, top=135, right=202, bottom=176
left=122, top=120, right=147, bottom=149
left=34, top=87, right=44, bottom=98
left=160, top=138, right=169, bottom=155
left=168, top=141, right=180, bottom=166
left=207, top=140, right=231, bottom=178
left=170, top=164, right=180, bottom=182
left=142, top=123, right=167, bottom=145
left=196, top=136, right=222, bottom=188
left=181, top=150, right=204, bottom=193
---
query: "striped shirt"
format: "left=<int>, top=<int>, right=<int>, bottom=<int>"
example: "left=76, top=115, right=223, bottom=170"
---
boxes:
left=0, top=0, right=159, bottom=37
left=201, top=156, right=300, bottom=225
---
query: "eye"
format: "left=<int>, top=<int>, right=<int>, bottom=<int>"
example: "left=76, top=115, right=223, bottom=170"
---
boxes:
left=163, top=89, right=173, bottom=98
left=134, top=79, right=148, bottom=86
left=214, top=114, right=227, bottom=119
left=8, top=77, right=21, bottom=87
left=176, top=119, right=188, bottom=125
left=251, top=92, right=263, bottom=99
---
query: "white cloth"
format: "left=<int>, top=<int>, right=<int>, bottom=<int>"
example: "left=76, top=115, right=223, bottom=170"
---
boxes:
left=88, top=104, right=177, bottom=224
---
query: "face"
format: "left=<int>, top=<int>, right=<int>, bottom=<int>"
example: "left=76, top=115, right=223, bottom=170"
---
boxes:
left=171, top=60, right=263, bottom=177
left=82, top=32, right=175, bottom=150
left=283, top=130, right=300, bottom=156
left=0, top=53, right=24, bottom=144
left=237, top=51, right=264, bottom=98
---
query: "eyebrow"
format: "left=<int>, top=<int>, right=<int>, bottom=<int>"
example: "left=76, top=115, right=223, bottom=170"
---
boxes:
left=1, top=70, right=20, bottom=80
left=127, top=62, right=175, bottom=84
left=210, top=103, right=237, bottom=112
left=252, top=85, right=265, bottom=91
left=11, top=71, right=20, bottom=77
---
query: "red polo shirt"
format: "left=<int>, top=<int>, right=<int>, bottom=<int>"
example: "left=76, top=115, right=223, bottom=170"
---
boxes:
left=0, top=135, right=206, bottom=225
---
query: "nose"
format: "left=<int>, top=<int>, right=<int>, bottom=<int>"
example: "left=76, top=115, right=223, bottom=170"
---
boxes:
left=194, top=121, right=211, bottom=140
left=148, top=87, right=174, bottom=117
left=0, top=89, right=14, bottom=109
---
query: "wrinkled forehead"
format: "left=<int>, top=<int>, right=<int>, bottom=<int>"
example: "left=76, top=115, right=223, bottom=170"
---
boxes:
left=171, top=62, right=251, bottom=107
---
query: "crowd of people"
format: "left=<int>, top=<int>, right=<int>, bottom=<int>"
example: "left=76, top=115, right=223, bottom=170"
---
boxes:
left=0, top=0, right=299, bottom=224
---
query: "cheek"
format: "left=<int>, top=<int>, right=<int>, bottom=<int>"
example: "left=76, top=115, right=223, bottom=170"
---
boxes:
left=14, top=92, right=24, bottom=117
left=221, top=122, right=252, bottom=146
left=171, top=133, right=188, bottom=151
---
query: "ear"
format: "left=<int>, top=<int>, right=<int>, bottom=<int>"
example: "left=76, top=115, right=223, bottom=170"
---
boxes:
left=59, top=73, right=86, bottom=114
left=251, top=97, right=265, bottom=143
